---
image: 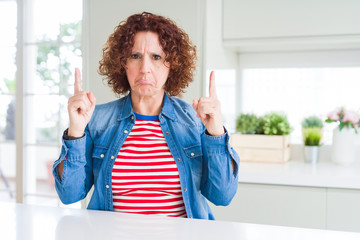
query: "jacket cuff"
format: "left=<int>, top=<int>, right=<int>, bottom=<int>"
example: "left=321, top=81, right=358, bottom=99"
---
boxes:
left=203, top=128, right=228, bottom=155
left=62, top=134, right=87, bottom=160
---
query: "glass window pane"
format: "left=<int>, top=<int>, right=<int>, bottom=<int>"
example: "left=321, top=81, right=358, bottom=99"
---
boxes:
left=0, top=47, right=16, bottom=95
left=0, top=0, right=16, bottom=203
left=0, top=142, right=16, bottom=201
left=60, top=21, right=82, bottom=43
left=30, top=0, right=82, bottom=42
left=25, top=95, right=61, bottom=144
left=25, top=44, right=60, bottom=94
left=0, top=95, right=16, bottom=141
left=24, top=145, right=59, bottom=202
left=59, top=45, right=82, bottom=95
left=0, top=1, right=17, bottom=47
left=59, top=95, right=70, bottom=132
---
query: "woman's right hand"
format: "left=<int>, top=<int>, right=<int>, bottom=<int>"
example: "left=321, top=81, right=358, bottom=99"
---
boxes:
left=67, top=68, right=96, bottom=137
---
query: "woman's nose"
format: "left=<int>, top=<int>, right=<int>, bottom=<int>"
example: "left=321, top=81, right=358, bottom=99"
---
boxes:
left=140, top=56, right=151, bottom=73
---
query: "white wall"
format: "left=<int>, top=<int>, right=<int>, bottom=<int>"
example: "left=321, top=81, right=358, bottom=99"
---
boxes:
left=223, top=0, right=360, bottom=39
left=84, top=0, right=206, bottom=104
left=223, top=0, right=360, bottom=52
left=204, top=0, right=237, bottom=71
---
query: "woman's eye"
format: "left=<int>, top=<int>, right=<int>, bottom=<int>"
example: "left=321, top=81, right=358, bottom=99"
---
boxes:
left=153, top=55, right=161, bottom=60
left=130, top=54, right=140, bottom=59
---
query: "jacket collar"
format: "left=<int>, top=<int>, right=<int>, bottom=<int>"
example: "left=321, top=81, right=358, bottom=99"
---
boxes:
left=117, top=94, right=133, bottom=121
left=117, top=93, right=176, bottom=121
left=161, top=93, right=176, bottom=121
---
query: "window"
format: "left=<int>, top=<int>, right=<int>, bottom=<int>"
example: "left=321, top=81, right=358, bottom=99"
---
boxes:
left=0, top=0, right=83, bottom=207
left=0, top=0, right=17, bottom=202
left=23, top=0, right=82, bottom=207
left=241, top=67, right=360, bottom=145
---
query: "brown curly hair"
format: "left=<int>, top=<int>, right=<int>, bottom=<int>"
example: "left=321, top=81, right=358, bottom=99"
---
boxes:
left=98, top=12, right=197, bottom=96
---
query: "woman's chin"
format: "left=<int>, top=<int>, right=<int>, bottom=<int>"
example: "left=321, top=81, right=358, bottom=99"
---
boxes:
left=132, top=88, right=163, bottom=98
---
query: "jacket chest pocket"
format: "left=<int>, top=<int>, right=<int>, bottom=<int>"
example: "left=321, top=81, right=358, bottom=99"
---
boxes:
left=92, top=146, right=108, bottom=181
left=183, top=144, right=203, bottom=177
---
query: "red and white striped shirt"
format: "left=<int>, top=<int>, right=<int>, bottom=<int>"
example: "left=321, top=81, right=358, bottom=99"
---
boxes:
left=111, top=114, right=187, bottom=217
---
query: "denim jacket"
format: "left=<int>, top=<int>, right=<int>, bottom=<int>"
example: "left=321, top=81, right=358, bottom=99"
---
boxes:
left=53, top=93, right=240, bottom=220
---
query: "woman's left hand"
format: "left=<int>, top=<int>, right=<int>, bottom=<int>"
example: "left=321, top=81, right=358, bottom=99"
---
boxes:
left=192, top=71, right=225, bottom=136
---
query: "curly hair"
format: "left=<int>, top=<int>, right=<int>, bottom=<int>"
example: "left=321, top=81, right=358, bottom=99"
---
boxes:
left=98, top=12, right=197, bottom=97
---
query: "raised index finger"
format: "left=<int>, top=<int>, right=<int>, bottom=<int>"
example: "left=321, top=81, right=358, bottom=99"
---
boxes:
left=74, top=68, right=82, bottom=94
left=209, top=71, right=217, bottom=98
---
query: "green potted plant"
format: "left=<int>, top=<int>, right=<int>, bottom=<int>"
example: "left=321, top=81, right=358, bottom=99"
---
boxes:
left=231, top=111, right=292, bottom=163
left=235, top=113, right=260, bottom=134
left=302, top=115, right=324, bottom=129
left=301, top=116, right=323, bottom=164
left=303, top=128, right=322, bottom=146
left=260, top=112, right=292, bottom=135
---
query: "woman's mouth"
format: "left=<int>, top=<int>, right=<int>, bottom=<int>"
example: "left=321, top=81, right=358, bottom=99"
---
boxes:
left=137, top=79, right=153, bottom=85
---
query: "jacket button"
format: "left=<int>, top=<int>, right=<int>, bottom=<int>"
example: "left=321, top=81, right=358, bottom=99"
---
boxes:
left=124, top=130, right=128, bottom=134
left=166, top=132, right=170, bottom=135
left=131, top=116, right=134, bottom=120
left=190, top=153, right=195, bottom=157
left=111, top=156, right=115, bottom=159
left=184, top=188, right=187, bottom=192
left=106, top=185, right=110, bottom=189
left=100, top=154, right=104, bottom=158
left=177, top=158, right=181, bottom=162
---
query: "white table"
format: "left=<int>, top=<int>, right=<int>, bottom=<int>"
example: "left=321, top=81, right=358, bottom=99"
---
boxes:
left=1, top=202, right=360, bottom=240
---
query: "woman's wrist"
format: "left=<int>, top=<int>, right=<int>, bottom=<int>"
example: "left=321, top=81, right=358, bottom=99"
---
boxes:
left=63, top=128, right=85, bottom=140
left=206, top=127, right=225, bottom=137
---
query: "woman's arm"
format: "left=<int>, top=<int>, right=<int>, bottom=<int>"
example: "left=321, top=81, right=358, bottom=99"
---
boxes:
left=192, top=71, right=240, bottom=205
left=200, top=130, right=240, bottom=206
left=53, top=69, right=96, bottom=204
left=53, top=127, right=94, bottom=204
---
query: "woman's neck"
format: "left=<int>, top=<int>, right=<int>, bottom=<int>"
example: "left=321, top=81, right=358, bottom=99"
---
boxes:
left=130, top=92, right=164, bottom=116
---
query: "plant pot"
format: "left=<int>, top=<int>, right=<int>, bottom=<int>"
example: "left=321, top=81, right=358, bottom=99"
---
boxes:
left=303, top=146, right=320, bottom=164
left=230, top=133, right=291, bottom=163
left=331, top=128, right=356, bottom=165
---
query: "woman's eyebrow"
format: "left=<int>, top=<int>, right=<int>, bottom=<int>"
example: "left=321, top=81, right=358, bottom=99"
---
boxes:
left=130, top=49, right=164, bottom=56
left=149, top=50, right=166, bottom=56
left=130, top=50, right=142, bottom=54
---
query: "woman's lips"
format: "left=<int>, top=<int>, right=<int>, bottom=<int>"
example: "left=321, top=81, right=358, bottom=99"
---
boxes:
left=137, top=79, right=153, bottom=85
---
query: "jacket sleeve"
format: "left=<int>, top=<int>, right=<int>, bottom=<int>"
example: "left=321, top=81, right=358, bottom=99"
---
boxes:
left=52, top=126, right=94, bottom=204
left=200, top=128, right=240, bottom=206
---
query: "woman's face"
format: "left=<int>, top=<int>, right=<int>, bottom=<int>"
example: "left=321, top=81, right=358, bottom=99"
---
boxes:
left=125, top=31, right=170, bottom=99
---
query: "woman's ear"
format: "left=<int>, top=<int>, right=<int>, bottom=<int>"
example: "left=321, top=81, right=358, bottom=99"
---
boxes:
left=164, top=61, right=170, bottom=68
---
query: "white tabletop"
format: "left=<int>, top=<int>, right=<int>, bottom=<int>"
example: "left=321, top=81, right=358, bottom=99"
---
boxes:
left=1, top=202, right=360, bottom=240
left=238, top=160, right=360, bottom=189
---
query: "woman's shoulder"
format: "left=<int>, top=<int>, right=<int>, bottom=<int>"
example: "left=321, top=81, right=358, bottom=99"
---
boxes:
left=89, top=97, right=127, bottom=128
left=168, top=96, right=194, bottom=113
left=167, top=96, right=203, bottom=127
left=95, top=98, right=123, bottom=109
left=93, top=98, right=124, bottom=115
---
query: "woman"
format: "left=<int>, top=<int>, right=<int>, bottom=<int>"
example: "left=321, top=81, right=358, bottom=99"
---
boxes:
left=53, top=12, right=239, bottom=220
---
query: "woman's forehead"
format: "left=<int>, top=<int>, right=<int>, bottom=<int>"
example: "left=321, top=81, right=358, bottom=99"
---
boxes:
left=132, top=31, right=164, bottom=52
